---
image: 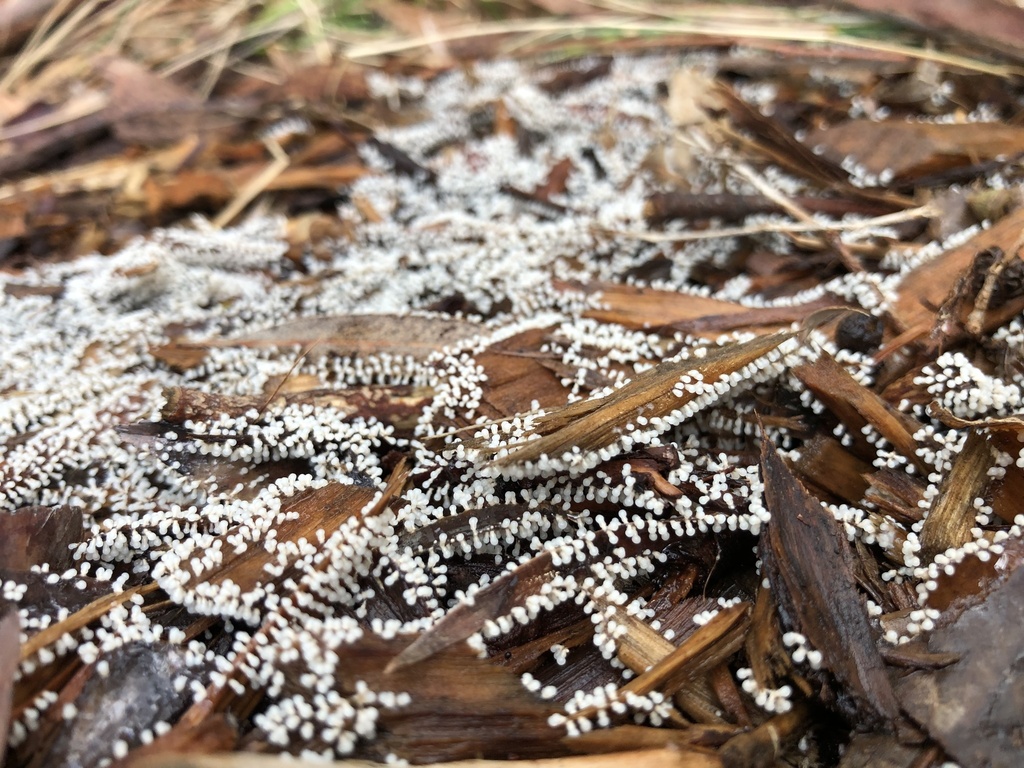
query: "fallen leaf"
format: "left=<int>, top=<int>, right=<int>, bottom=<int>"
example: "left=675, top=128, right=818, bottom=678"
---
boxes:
left=806, top=119, right=1024, bottom=182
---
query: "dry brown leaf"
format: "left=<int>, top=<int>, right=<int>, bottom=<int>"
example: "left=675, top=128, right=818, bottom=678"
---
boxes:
left=806, top=119, right=1024, bottom=181
left=137, top=747, right=724, bottom=768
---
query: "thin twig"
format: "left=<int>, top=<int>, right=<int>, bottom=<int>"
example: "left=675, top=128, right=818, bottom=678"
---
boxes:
left=606, top=205, right=936, bottom=243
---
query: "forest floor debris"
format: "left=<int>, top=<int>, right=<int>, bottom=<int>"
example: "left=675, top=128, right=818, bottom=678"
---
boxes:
left=4, top=2, right=1024, bottom=767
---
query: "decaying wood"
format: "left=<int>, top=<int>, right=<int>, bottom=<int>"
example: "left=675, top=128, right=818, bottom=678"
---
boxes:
left=760, top=437, right=901, bottom=729
left=919, top=430, right=994, bottom=561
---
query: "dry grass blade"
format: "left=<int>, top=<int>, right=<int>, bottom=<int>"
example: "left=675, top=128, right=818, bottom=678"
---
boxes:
left=608, top=205, right=934, bottom=244
left=342, top=14, right=1020, bottom=76
left=212, top=136, right=290, bottom=228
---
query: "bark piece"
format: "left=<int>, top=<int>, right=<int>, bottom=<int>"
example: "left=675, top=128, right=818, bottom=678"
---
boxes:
left=0, top=608, right=18, bottom=764
left=898, top=563, right=1024, bottom=767
left=469, top=331, right=795, bottom=467
left=30, top=643, right=201, bottom=767
left=892, top=207, right=1024, bottom=332
left=794, top=351, right=927, bottom=473
left=759, top=436, right=901, bottom=728
left=919, top=429, right=994, bottom=560
left=152, top=483, right=376, bottom=618
left=0, top=504, right=82, bottom=571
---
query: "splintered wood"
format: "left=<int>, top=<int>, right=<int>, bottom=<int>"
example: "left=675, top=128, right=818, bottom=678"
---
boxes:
left=6, top=20, right=1024, bottom=768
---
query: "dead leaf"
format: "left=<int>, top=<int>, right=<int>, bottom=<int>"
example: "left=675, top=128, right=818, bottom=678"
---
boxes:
left=806, top=119, right=1024, bottom=182
left=666, top=67, right=717, bottom=129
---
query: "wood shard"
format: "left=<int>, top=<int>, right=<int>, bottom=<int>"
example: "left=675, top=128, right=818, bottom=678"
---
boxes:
left=919, top=429, right=994, bottom=560
left=898, top=564, right=1024, bottom=767
left=471, top=331, right=794, bottom=467
left=794, top=351, right=927, bottom=473
left=760, top=436, right=901, bottom=728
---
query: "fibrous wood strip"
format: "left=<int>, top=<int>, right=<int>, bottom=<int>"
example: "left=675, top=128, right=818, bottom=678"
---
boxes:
left=794, top=351, right=927, bottom=473
left=760, top=437, right=901, bottom=729
left=919, top=429, right=994, bottom=560
left=471, top=331, right=795, bottom=467
left=891, top=207, right=1024, bottom=331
